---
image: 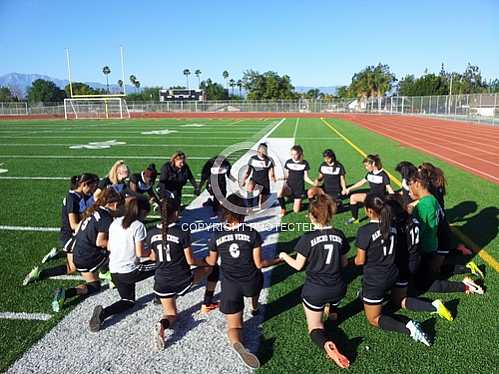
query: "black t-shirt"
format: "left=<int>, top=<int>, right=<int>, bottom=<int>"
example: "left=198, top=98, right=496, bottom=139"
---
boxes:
left=284, top=159, right=310, bottom=192
left=365, top=170, right=390, bottom=196
left=247, top=155, right=274, bottom=186
left=129, top=172, right=154, bottom=194
left=200, top=157, right=232, bottom=190
left=318, top=161, right=346, bottom=195
left=355, top=221, right=398, bottom=284
left=73, top=207, right=114, bottom=266
left=147, top=223, right=192, bottom=283
left=98, top=177, right=128, bottom=195
left=208, top=223, right=263, bottom=282
left=60, top=190, right=86, bottom=243
left=295, top=226, right=349, bottom=287
left=159, top=162, right=195, bottom=197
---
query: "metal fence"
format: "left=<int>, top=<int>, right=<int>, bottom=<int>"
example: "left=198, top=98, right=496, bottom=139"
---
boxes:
left=0, top=93, right=498, bottom=125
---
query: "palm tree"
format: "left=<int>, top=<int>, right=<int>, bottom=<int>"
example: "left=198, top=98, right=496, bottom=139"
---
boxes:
left=117, top=79, right=123, bottom=94
left=129, top=74, right=137, bottom=87
left=194, top=69, right=202, bottom=88
left=102, top=66, right=111, bottom=93
left=229, top=79, right=236, bottom=96
left=237, top=79, right=243, bottom=97
left=134, top=80, right=141, bottom=93
left=222, top=70, right=229, bottom=88
left=183, top=69, right=191, bottom=90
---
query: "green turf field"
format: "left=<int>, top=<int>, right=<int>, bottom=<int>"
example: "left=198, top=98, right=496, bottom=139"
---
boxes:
left=0, top=117, right=497, bottom=372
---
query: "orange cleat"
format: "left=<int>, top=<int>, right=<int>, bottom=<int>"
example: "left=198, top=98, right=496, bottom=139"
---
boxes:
left=324, top=341, right=350, bottom=369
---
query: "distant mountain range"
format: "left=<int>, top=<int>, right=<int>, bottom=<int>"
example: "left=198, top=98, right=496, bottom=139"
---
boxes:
left=0, top=73, right=135, bottom=98
left=0, top=72, right=340, bottom=98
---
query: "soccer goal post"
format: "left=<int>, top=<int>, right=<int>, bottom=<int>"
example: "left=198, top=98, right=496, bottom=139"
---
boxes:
left=64, top=97, right=130, bottom=120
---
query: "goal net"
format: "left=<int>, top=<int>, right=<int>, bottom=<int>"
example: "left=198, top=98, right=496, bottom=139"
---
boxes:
left=64, top=97, right=130, bottom=119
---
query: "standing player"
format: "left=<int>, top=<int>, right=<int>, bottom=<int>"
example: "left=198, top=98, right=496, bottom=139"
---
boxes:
left=205, top=194, right=282, bottom=369
left=278, top=145, right=314, bottom=216
left=279, top=194, right=350, bottom=369
left=94, top=160, right=130, bottom=199
left=199, top=155, right=235, bottom=215
left=128, top=163, right=159, bottom=205
left=354, top=193, right=432, bottom=346
left=345, top=154, right=394, bottom=224
left=314, top=149, right=348, bottom=208
left=242, top=143, right=276, bottom=209
left=23, top=173, right=99, bottom=286
left=149, top=198, right=220, bottom=351
left=51, top=188, right=124, bottom=312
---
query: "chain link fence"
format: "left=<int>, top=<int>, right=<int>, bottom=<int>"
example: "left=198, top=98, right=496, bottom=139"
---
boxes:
left=1, top=93, right=497, bottom=125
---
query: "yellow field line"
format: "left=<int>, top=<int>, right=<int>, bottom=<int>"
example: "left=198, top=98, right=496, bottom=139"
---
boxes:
left=320, top=117, right=499, bottom=272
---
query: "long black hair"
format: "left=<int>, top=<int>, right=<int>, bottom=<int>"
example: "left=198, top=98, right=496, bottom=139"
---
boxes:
left=322, top=149, right=337, bottom=162
left=160, top=197, right=180, bottom=255
left=395, top=161, right=417, bottom=181
left=364, top=193, right=393, bottom=241
left=69, top=173, right=99, bottom=190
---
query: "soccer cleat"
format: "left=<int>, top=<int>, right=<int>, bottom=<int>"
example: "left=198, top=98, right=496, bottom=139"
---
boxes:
left=89, top=305, right=104, bottom=332
left=346, top=218, right=360, bottom=225
left=23, top=266, right=41, bottom=286
left=232, top=342, right=260, bottom=369
left=98, top=271, right=112, bottom=282
left=201, top=303, right=219, bottom=314
left=465, top=261, right=484, bottom=279
left=279, top=208, right=286, bottom=217
left=462, top=277, right=484, bottom=295
left=42, top=247, right=60, bottom=264
left=152, top=322, right=165, bottom=351
left=407, top=320, right=432, bottom=347
left=431, top=299, right=453, bottom=321
left=52, top=288, right=65, bottom=313
left=324, top=341, right=350, bottom=369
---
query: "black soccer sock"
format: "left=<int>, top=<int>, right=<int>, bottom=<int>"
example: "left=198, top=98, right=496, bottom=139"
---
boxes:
left=203, top=290, right=215, bottom=305
left=379, top=315, right=411, bottom=335
left=278, top=197, right=286, bottom=209
left=65, top=287, right=77, bottom=299
left=405, top=297, right=435, bottom=312
left=102, top=299, right=134, bottom=319
left=207, top=264, right=220, bottom=282
left=350, top=203, right=359, bottom=219
left=428, top=280, right=465, bottom=293
left=40, top=265, right=67, bottom=278
left=86, top=281, right=101, bottom=296
left=309, top=329, right=328, bottom=350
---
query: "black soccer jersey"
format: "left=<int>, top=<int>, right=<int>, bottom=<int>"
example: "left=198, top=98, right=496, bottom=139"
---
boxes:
left=430, top=185, right=445, bottom=209
left=73, top=207, right=114, bottom=267
left=285, top=159, right=310, bottom=193
left=98, top=177, right=128, bottom=195
left=129, top=172, right=154, bottom=194
left=318, top=161, right=346, bottom=196
left=209, top=223, right=263, bottom=282
left=247, top=155, right=274, bottom=186
left=147, top=223, right=192, bottom=283
left=200, top=157, right=232, bottom=190
left=355, top=221, right=398, bottom=284
left=365, top=169, right=390, bottom=196
left=295, top=226, right=349, bottom=287
left=60, top=190, right=86, bottom=243
left=159, top=162, right=195, bottom=198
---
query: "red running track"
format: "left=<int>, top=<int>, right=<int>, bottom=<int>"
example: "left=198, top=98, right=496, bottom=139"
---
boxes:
left=333, top=114, right=499, bottom=185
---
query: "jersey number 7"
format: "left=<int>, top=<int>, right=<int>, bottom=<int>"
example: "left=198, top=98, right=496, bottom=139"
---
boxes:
left=324, top=244, right=334, bottom=264
left=383, top=235, right=395, bottom=257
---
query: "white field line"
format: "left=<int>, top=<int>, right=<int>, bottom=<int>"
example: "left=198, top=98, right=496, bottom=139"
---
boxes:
left=0, top=176, right=69, bottom=180
left=0, top=225, right=59, bottom=232
left=0, top=136, right=254, bottom=140
left=293, top=117, right=300, bottom=139
left=0, top=155, right=209, bottom=160
left=0, top=312, right=52, bottom=321
left=0, top=143, right=233, bottom=148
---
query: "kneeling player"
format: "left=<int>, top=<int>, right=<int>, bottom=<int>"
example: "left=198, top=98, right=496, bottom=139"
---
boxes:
left=279, top=193, right=350, bottom=369
left=205, top=194, right=282, bottom=369
left=314, top=149, right=348, bottom=208
left=278, top=145, right=314, bottom=216
left=149, top=198, right=220, bottom=351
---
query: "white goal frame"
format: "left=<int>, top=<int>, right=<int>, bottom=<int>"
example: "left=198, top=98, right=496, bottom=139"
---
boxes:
left=64, top=97, right=131, bottom=120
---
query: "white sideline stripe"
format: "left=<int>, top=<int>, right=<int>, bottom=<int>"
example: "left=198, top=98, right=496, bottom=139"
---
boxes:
left=293, top=118, right=300, bottom=139
left=0, top=143, right=232, bottom=148
left=0, top=176, right=68, bottom=180
left=0, top=312, right=52, bottom=321
left=49, top=275, right=84, bottom=281
left=0, top=225, right=59, bottom=232
left=0, top=155, right=209, bottom=160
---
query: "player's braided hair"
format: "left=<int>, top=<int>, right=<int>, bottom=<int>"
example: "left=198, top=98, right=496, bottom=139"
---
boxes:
left=160, top=197, right=180, bottom=255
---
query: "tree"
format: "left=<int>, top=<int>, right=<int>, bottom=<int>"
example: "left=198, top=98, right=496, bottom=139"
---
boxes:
left=222, top=70, right=229, bottom=88
left=199, top=79, right=229, bottom=100
left=102, top=66, right=111, bottom=93
left=183, top=69, right=191, bottom=90
left=129, top=75, right=137, bottom=87
left=305, top=88, right=320, bottom=99
left=64, top=82, right=101, bottom=97
left=242, top=70, right=298, bottom=100
left=134, top=80, right=141, bottom=93
left=194, top=69, right=202, bottom=88
left=236, top=79, right=243, bottom=97
left=117, top=79, right=123, bottom=93
left=229, top=79, right=236, bottom=96
left=335, top=86, right=350, bottom=98
left=27, top=79, right=66, bottom=103
left=126, top=86, right=161, bottom=101
left=348, top=63, right=396, bottom=97
left=0, top=86, right=16, bottom=101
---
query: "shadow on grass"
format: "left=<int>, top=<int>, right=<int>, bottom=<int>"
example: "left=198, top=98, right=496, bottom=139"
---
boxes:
left=445, top=201, right=478, bottom=223
left=262, top=286, right=302, bottom=323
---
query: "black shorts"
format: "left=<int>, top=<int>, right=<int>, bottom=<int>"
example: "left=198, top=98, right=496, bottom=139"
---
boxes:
left=362, top=270, right=398, bottom=305
left=301, top=281, right=346, bottom=312
left=111, top=267, right=156, bottom=302
left=437, top=220, right=453, bottom=256
left=252, top=179, right=270, bottom=196
left=75, top=253, right=108, bottom=273
left=220, top=272, right=263, bottom=314
left=285, top=182, right=305, bottom=199
left=153, top=275, right=193, bottom=299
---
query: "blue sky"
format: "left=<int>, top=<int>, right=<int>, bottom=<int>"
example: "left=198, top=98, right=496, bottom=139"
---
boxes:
left=0, top=0, right=498, bottom=87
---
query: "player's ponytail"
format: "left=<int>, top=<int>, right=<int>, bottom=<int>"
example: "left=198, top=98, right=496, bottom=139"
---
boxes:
left=82, top=188, right=123, bottom=220
left=420, top=162, right=447, bottom=195
left=309, top=193, right=336, bottom=226
left=160, top=197, right=180, bottom=254
left=365, top=193, right=392, bottom=241
left=70, top=173, right=99, bottom=190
